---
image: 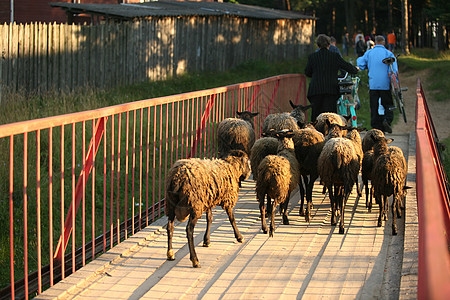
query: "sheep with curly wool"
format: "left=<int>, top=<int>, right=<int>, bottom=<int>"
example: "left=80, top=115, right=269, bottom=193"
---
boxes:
left=370, top=135, right=408, bottom=235
left=166, top=149, right=251, bottom=268
left=293, top=126, right=325, bottom=222
left=261, top=100, right=311, bottom=135
left=250, top=135, right=280, bottom=180
left=361, top=129, right=385, bottom=211
left=318, top=121, right=361, bottom=234
left=362, top=128, right=385, bottom=153
left=256, top=130, right=300, bottom=237
left=217, top=111, right=259, bottom=158
left=315, top=112, right=351, bottom=136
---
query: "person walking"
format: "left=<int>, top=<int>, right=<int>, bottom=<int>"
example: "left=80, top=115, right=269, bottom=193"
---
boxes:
left=356, top=35, right=397, bottom=133
left=305, top=34, right=359, bottom=122
left=342, top=32, right=350, bottom=56
left=387, top=30, right=396, bottom=52
left=355, top=35, right=366, bottom=57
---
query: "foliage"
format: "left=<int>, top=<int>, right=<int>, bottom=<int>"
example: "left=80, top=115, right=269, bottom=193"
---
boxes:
left=426, top=0, right=450, bottom=25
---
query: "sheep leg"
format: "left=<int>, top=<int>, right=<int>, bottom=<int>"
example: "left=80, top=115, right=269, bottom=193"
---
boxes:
left=305, top=174, right=317, bottom=223
left=225, top=206, right=244, bottom=243
left=299, top=175, right=306, bottom=216
left=376, top=195, right=383, bottom=227
left=364, top=179, right=370, bottom=209
left=258, top=194, right=268, bottom=234
left=391, top=196, right=398, bottom=235
left=368, top=185, right=373, bottom=213
left=186, top=215, right=200, bottom=268
left=339, top=191, right=350, bottom=234
left=383, top=196, right=389, bottom=221
left=269, top=201, right=276, bottom=237
left=203, top=209, right=213, bottom=247
left=281, top=196, right=290, bottom=225
left=167, top=213, right=176, bottom=261
left=395, top=191, right=402, bottom=218
left=328, top=185, right=337, bottom=226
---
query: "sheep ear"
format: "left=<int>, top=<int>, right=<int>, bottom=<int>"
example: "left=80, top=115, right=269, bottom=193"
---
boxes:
left=289, top=99, right=296, bottom=108
left=236, top=111, right=242, bottom=116
left=343, top=115, right=352, bottom=122
left=251, top=112, right=259, bottom=117
left=403, top=186, right=412, bottom=190
left=387, top=138, right=394, bottom=144
left=303, top=104, right=312, bottom=111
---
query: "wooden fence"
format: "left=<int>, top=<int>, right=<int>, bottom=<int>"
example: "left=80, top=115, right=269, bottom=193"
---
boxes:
left=0, top=17, right=314, bottom=94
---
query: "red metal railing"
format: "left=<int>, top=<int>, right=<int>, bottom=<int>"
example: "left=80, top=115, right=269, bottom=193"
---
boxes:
left=415, top=78, right=450, bottom=299
left=0, top=74, right=307, bottom=299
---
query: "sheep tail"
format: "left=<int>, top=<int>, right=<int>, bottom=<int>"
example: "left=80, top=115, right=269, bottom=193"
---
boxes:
left=167, top=190, right=190, bottom=222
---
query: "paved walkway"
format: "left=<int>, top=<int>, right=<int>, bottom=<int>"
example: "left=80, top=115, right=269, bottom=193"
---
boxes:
left=37, top=133, right=418, bottom=299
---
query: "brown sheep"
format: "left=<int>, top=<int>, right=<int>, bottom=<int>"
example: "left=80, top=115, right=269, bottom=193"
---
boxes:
left=217, top=111, right=259, bottom=158
left=165, top=150, right=251, bottom=268
left=371, top=135, right=408, bottom=235
left=256, top=130, right=300, bottom=237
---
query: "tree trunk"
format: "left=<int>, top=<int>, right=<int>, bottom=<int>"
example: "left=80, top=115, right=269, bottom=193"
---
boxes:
left=371, top=0, right=376, bottom=34
left=401, top=0, right=410, bottom=54
left=388, top=0, right=393, bottom=30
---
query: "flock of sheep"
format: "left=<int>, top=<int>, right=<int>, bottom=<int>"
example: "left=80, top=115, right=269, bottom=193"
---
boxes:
left=165, top=101, right=409, bottom=268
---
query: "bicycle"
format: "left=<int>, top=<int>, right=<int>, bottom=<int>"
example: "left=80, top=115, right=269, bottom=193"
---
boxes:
left=382, top=56, right=408, bottom=123
left=337, top=72, right=360, bottom=128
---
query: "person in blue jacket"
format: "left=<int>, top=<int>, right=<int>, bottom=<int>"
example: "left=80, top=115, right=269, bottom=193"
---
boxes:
left=357, top=35, right=398, bottom=133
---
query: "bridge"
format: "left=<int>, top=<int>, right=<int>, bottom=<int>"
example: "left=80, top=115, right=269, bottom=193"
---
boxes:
left=0, top=75, right=448, bottom=299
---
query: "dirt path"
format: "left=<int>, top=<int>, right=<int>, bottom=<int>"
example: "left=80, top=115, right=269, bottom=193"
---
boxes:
left=392, top=69, right=450, bottom=140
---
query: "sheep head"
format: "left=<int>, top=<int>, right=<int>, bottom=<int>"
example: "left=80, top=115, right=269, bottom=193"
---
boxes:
left=289, top=100, right=312, bottom=128
left=236, top=111, right=259, bottom=127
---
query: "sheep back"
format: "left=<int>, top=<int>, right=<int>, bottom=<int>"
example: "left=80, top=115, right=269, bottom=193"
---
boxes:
left=318, top=138, right=360, bottom=190
left=250, top=136, right=279, bottom=179
left=293, top=128, right=324, bottom=175
left=371, top=146, right=407, bottom=197
left=315, top=112, right=347, bottom=136
left=362, top=150, right=375, bottom=182
left=166, top=151, right=250, bottom=222
left=218, top=117, right=255, bottom=157
left=256, top=153, right=299, bottom=205
left=262, top=113, right=299, bottom=136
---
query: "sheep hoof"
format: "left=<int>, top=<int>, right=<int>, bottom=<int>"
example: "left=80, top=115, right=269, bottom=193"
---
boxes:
left=299, top=209, right=305, bottom=216
left=282, top=216, right=289, bottom=225
left=339, top=227, right=345, bottom=234
left=392, top=226, right=398, bottom=236
left=203, top=241, right=210, bottom=247
left=192, top=262, right=201, bottom=268
left=167, top=250, right=175, bottom=261
left=377, top=220, right=382, bottom=227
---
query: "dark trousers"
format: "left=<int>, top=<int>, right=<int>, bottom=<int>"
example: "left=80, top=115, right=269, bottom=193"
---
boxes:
left=308, top=94, right=339, bottom=122
left=369, top=90, right=394, bottom=131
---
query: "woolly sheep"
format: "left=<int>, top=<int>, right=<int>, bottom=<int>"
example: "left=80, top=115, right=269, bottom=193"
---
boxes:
left=250, top=135, right=279, bottom=180
left=315, top=112, right=351, bottom=136
left=361, top=129, right=385, bottom=211
left=165, top=149, right=251, bottom=268
left=217, top=111, right=259, bottom=158
left=293, top=126, right=325, bottom=222
left=256, top=130, right=300, bottom=237
left=362, top=128, right=385, bottom=153
left=261, top=100, right=311, bottom=135
left=318, top=123, right=361, bottom=234
left=371, top=135, right=408, bottom=235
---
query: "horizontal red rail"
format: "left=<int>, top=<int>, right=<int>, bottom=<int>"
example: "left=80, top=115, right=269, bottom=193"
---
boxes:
left=415, top=78, right=450, bottom=300
left=0, top=74, right=307, bottom=299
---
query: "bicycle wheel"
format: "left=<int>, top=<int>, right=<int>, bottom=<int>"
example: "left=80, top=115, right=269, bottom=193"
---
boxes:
left=397, top=91, right=407, bottom=123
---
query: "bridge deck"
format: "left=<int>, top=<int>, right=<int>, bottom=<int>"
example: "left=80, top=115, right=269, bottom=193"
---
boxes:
left=37, top=133, right=418, bottom=299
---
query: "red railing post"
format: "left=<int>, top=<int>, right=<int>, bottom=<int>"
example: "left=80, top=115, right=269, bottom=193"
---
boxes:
left=54, top=117, right=107, bottom=261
